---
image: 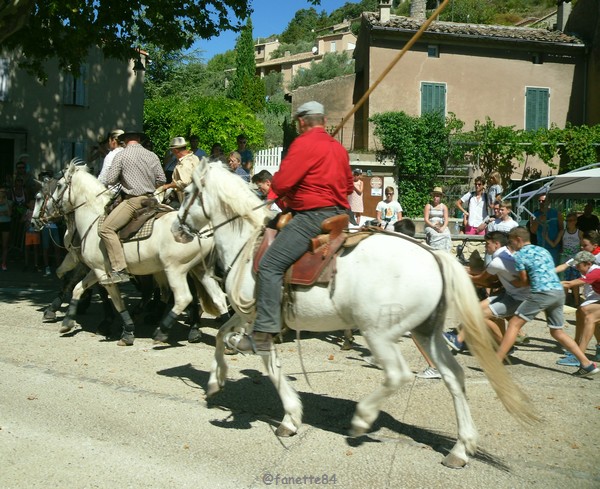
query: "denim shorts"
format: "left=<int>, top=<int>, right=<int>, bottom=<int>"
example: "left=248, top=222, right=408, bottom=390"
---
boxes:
left=515, top=289, right=565, bottom=328
left=488, top=292, right=522, bottom=318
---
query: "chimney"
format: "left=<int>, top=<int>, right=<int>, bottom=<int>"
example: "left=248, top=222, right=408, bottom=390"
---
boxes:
left=410, top=0, right=427, bottom=21
left=556, top=0, right=572, bottom=32
left=379, top=1, right=392, bottom=23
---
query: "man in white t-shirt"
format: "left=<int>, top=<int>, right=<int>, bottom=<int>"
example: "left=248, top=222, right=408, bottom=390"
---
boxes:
left=444, top=231, right=530, bottom=350
left=376, top=186, right=402, bottom=230
left=487, top=201, right=518, bottom=233
left=456, top=176, right=488, bottom=235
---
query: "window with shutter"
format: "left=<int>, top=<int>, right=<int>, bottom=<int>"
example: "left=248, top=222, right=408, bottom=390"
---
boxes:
left=525, top=87, right=549, bottom=131
left=421, top=82, right=446, bottom=117
left=63, top=64, right=88, bottom=106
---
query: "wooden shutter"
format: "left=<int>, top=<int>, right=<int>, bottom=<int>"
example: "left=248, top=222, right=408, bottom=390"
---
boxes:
left=525, top=87, right=549, bottom=131
left=421, top=82, right=446, bottom=116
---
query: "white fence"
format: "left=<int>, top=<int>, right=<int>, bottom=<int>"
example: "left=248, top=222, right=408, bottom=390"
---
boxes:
left=253, top=146, right=283, bottom=174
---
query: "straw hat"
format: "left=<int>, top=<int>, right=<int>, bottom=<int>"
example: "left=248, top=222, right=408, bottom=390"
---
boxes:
left=431, top=186, right=444, bottom=195
left=169, top=137, right=188, bottom=149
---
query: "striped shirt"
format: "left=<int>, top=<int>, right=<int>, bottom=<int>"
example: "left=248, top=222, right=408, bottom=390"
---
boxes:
left=104, top=143, right=165, bottom=196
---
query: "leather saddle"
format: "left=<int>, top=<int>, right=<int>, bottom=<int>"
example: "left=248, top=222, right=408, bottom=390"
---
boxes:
left=99, top=198, right=173, bottom=242
left=252, top=213, right=370, bottom=287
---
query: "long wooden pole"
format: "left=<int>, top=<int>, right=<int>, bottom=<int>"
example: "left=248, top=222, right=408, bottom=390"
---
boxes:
left=332, top=0, right=451, bottom=137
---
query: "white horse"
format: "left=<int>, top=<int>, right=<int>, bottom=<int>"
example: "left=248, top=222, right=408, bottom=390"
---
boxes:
left=44, top=160, right=229, bottom=345
left=173, top=159, right=537, bottom=468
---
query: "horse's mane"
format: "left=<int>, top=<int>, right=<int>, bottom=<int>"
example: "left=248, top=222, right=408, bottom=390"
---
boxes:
left=66, top=160, right=112, bottom=213
left=203, top=161, right=270, bottom=229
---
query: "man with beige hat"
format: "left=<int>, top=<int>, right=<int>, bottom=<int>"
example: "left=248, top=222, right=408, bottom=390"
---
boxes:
left=159, top=137, right=200, bottom=204
left=98, top=129, right=125, bottom=194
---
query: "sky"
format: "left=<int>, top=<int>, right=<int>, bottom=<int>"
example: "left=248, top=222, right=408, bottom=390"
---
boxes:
left=193, top=0, right=352, bottom=61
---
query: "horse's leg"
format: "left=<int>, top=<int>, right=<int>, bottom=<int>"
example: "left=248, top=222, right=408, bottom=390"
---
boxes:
left=350, top=335, right=413, bottom=436
left=261, top=350, right=302, bottom=437
left=341, top=329, right=355, bottom=350
left=194, top=271, right=230, bottom=324
left=186, top=275, right=202, bottom=343
left=59, top=271, right=98, bottom=333
left=207, top=314, right=242, bottom=397
left=413, top=329, right=477, bottom=468
left=152, top=271, right=193, bottom=343
left=95, top=284, right=116, bottom=338
left=100, top=283, right=134, bottom=346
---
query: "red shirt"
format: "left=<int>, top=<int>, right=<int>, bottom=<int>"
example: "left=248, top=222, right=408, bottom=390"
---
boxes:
left=272, top=127, right=353, bottom=211
left=581, top=266, right=600, bottom=294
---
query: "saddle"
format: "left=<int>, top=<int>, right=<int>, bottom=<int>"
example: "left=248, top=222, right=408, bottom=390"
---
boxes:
left=99, top=198, right=173, bottom=242
left=252, top=213, right=371, bottom=286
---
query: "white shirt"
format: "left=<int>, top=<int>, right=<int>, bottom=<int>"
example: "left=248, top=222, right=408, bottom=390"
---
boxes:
left=486, top=246, right=530, bottom=301
left=98, top=147, right=124, bottom=194
left=488, top=217, right=518, bottom=233
left=460, top=191, right=488, bottom=227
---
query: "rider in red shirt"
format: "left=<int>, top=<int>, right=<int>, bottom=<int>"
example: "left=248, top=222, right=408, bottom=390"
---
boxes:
left=227, top=101, right=354, bottom=354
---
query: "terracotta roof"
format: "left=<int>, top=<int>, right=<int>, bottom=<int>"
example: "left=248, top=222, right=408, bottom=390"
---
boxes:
left=365, top=13, right=584, bottom=46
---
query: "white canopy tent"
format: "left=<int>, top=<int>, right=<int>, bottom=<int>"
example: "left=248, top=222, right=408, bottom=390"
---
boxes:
left=503, top=163, right=600, bottom=222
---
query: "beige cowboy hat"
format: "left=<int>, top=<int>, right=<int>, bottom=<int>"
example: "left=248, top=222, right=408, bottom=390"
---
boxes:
left=431, top=186, right=444, bottom=195
left=169, top=137, right=188, bottom=149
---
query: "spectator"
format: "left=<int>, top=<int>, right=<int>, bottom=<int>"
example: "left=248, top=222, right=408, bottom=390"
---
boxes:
left=210, top=143, right=226, bottom=163
left=553, top=212, right=584, bottom=304
left=496, top=227, right=598, bottom=377
left=236, top=134, right=254, bottom=173
left=487, top=171, right=503, bottom=214
left=576, top=200, right=599, bottom=234
left=455, top=176, right=488, bottom=235
left=252, top=170, right=281, bottom=213
left=560, top=251, right=600, bottom=366
left=227, top=151, right=250, bottom=183
left=41, top=221, right=62, bottom=276
left=376, top=186, right=402, bottom=230
left=0, top=187, right=12, bottom=270
left=189, top=135, right=207, bottom=159
left=423, top=186, right=451, bottom=252
left=487, top=201, right=518, bottom=234
left=529, top=194, right=563, bottom=266
left=348, top=169, right=364, bottom=226
left=580, top=231, right=600, bottom=262
left=22, top=199, right=40, bottom=271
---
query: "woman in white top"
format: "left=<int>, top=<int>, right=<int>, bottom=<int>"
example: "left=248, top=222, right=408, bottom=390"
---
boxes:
left=424, top=186, right=451, bottom=252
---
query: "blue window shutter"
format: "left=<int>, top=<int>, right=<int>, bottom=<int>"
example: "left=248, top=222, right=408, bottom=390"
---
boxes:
left=525, top=87, right=549, bottom=130
left=421, top=82, right=446, bottom=116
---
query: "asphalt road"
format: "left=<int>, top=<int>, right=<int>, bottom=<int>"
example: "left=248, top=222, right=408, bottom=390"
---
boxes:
left=0, top=266, right=598, bottom=489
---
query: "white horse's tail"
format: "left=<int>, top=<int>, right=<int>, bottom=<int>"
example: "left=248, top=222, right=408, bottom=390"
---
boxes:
left=432, top=250, right=539, bottom=425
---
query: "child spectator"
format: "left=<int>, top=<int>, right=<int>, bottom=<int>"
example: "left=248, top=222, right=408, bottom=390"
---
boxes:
left=22, top=199, right=40, bottom=271
left=552, top=212, right=584, bottom=304
left=376, top=186, right=402, bottom=230
left=496, top=227, right=598, bottom=377
left=560, top=251, right=600, bottom=365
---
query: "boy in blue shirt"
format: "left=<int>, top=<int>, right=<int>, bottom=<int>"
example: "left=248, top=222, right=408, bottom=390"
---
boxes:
left=496, top=227, right=599, bottom=377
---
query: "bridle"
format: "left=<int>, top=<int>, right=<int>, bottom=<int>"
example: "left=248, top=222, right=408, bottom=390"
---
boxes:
left=177, top=166, right=273, bottom=240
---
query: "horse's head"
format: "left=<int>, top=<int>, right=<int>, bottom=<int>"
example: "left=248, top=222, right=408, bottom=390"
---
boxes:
left=50, top=159, right=100, bottom=215
left=30, top=178, right=58, bottom=230
left=172, top=157, right=211, bottom=243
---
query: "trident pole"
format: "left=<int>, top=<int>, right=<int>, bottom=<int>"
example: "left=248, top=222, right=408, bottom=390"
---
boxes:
left=332, top=0, right=451, bottom=138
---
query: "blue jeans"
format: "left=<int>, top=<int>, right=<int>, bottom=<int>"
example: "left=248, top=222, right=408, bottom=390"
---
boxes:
left=254, top=208, right=343, bottom=334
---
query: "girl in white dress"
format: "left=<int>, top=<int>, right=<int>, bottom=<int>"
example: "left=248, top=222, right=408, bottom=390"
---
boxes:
left=424, top=186, right=451, bottom=252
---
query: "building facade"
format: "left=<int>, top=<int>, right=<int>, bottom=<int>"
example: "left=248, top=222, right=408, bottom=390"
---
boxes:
left=0, top=47, right=145, bottom=183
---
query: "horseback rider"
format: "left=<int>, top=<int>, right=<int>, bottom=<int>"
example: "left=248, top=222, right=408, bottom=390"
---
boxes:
left=158, top=137, right=200, bottom=205
left=226, top=101, right=354, bottom=354
left=99, top=130, right=166, bottom=285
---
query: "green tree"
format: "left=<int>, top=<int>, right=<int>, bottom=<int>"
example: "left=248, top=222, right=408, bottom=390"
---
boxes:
left=371, top=111, right=465, bottom=217
left=144, top=95, right=264, bottom=159
left=229, top=17, right=266, bottom=112
left=289, top=52, right=355, bottom=90
left=439, top=0, right=495, bottom=24
left=0, top=0, right=254, bottom=79
left=279, top=8, right=329, bottom=44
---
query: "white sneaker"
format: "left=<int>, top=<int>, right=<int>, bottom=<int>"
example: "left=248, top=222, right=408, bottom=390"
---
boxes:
left=44, top=266, right=51, bottom=277
left=416, top=366, right=441, bottom=379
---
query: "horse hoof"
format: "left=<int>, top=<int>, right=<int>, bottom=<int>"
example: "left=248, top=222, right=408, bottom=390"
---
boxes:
left=43, top=310, right=56, bottom=321
left=442, top=453, right=467, bottom=469
left=152, top=327, right=169, bottom=343
left=206, top=383, right=221, bottom=397
left=275, top=425, right=297, bottom=437
left=341, top=340, right=353, bottom=351
left=59, top=322, right=74, bottom=334
left=117, top=336, right=134, bottom=346
left=188, top=328, right=202, bottom=343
